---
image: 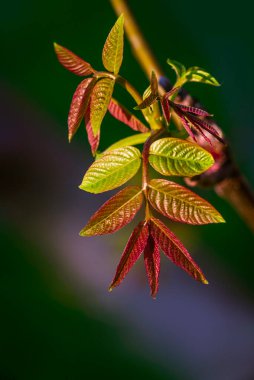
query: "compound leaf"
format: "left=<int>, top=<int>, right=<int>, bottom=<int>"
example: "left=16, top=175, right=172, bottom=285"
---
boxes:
left=68, top=77, right=97, bottom=141
left=54, top=43, right=95, bottom=76
left=102, top=14, right=124, bottom=75
left=109, top=221, right=149, bottom=290
left=149, top=137, right=214, bottom=177
left=150, top=217, right=208, bottom=284
left=166, top=58, right=186, bottom=79
left=108, top=98, right=149, bottom=132
left=80, top=186, right=143, bottom=236
left=185, top=67, right=220, bottom=86
left=144, top=234, right=160, bottom=298
left=90, top=77, right=115, bottom=136
left=79, top=146, right=141, bottom=193
left=148, top=179, right=225, bottom=225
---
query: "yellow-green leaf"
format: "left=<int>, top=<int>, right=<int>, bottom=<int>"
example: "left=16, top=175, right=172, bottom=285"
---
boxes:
left=185, top=67, right=220, bottom=86
left=79, top=146, right=141, bottom=193
left=90, top=77, right=114, bottom=136
left=80, top=186, right=143, bottom=236
left=149, top=138, right=214, bottom=177
left=102, top=14, right=124, bottom=75
left=166, top=58, right=186, bottom=79
left=148, top=179, right=225, bottom=224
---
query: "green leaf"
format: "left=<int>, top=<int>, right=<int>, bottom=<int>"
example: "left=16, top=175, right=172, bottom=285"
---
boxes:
left=102, top=14, right=124, bottom=75
left=149, top=138, right=214, bottom=177
left=148, top=179, right=225, bottom=224
left=79, top=186, right=143, bottom=236
left=105, top=132, right=151, bottom=152
left=185, top=67, right=220, bottom=86
left=79, top=146, right=141, bottom=193
left=166, top=58, right=186, bottom=79
left=90, top=77, right=114, bottom=136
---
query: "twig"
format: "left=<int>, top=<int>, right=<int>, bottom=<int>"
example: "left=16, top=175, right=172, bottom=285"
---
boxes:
left=110, top=0, right=254, bottom=232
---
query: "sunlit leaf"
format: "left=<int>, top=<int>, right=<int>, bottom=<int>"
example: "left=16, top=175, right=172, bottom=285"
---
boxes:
left=102, top=14, right=124, bottom=75
left=54, top=43, right=95, bottom=76
left=185, top=67, right=220, bottom=86
left=144, top=234, right=160, bottom=298
left=108, top=98, right=149, bottom=132
left=90, top=77, right=115, bottom=136
left=109, top=221, right=149, bottom=291
left=68, top=77, right=97, bottom=142
left=79, top=146, right=141, bottom=193
left=166, top=58, right=186, bottom=79
left=149, top=138, right=214, bottom=177
left=148, top=179, right=225, bottom=225
left=105, top=132, right=151, bottom=152
left=85, top=104, right=100, bottom=156
left=150, top=217, right=208, bottom=284
left=80, top=186, right=143, bottom=236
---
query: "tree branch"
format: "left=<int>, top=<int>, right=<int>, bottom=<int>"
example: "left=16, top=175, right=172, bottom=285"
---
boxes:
left=110, top=0, right=254, bottom=233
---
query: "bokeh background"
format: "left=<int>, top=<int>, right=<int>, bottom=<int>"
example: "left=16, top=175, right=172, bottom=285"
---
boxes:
left=1, top=1, right=254, bottom=379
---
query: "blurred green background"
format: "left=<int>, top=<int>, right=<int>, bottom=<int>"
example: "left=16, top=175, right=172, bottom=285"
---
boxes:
left=1, top=1, right=254, bottom=379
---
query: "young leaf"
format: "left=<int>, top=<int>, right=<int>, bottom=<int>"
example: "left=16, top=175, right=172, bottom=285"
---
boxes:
left=90, top=77, right=115, bottom=136
left=80, top=186, right=143, bottom=236
left=109, top=221, right=149, bottom=291
left=105, top=132, right=151, bottom=152
left=187, top=114, right=225, bottom=144
left=166, top=58, right=186, bottom=79
left=134, top=71, right=158, bottom=110
left=144, top=234, right=160, bottom=298
left=85, top=104, right=100, bottom=156
left=134, top=93, right=157, bottom=110
left=79, top=146, right=141, bottom=193
left=102, top=14, right=124, bottom=75
left=185, top=67, right=220, bottom=86
left=68, top=77, right=97, bottom=142
left=54, top=43, right=95, bottom=76
left=108, top=98, right=149, bottom=132
left=161, top=95, right=171, bottom=124
left=150, top=71, right=158, bottom=94
left=148, top=179, right=225, bottom=225
left=149, top=138, right=214, bottom=177
left=173, top=104, right=212, bottom=117
left=150, top=218, right=208, bottom=284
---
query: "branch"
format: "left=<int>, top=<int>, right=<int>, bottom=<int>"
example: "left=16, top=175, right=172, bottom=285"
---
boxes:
left=110, top=0, right=254, bottom=233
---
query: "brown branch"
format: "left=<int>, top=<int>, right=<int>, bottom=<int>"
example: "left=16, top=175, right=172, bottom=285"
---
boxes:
left=110, top=0, right=254, bottom=233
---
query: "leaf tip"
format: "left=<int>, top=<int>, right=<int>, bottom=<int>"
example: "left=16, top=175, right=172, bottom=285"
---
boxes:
left=108, top=285, right=114, bottom=292
left=203, top=278, right=209, bottom=285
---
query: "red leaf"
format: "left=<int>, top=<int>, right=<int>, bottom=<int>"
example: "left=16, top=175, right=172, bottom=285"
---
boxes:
left=68, top=77, right=97, bottom=142
left=174, top=104, right=212, bottom=117
left=109, top=221, right=149, bottom=291
left=54, top=43, right=95, bottom=76
left=80, top=186, right=143, bottom=236
left=150, top=218, right=208, bottom=284
left=173, top=108, right=197, bottom=142
left=188, top=114, right=225, bottom=144
left=161, top=95, right=171, bottom=124
left=85, top=103, right=100, bottom=156
left=144, top=234, right=160, bottom=298
left=108, top=98, right=149, bottom=132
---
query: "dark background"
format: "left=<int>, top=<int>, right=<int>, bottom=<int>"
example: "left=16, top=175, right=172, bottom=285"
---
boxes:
left=1, top=1, right=254, bottom=379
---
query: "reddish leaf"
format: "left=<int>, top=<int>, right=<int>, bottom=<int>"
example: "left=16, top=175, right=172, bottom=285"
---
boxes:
left=144, top=234, right=160, bottom=298
left=174, top=104, right=212, bottom=117
left=85, top=103, right=100, bottom=156
left=68, top=77, right=97, bottom=142
left=109, top=221, right=149, bottom=291
left=173, top=108, right=197, bottom=142
left=188, top=114, right=225, bottom=144
left=150, top=71, right=158, bottom=95
left=164, top=86, right=180, bottom=99
left=80, top=186, right=143, bottom=236
left=108, top=98, right=149, bottom=132
left=150, top=217, right=208, bottom=284
left=54, top=43, right=95, bottom=76
left=161, top=95, right=171, bottom=124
